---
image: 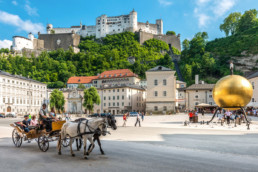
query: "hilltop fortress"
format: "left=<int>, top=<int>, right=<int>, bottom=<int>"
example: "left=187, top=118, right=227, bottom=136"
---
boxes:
left=11, top=10, right=181, bottom=55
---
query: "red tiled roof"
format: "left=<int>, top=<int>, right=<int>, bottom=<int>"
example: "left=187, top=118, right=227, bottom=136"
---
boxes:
left=97, top=69, right=138, bottom=79
left=67, top=76, right=98, bottom=84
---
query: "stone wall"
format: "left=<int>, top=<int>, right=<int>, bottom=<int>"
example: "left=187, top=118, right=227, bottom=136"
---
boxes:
left=38, top=33, right=80, bottom=51
left=137, top=31, right=181, bottom=51
left=33, top=39, right=44, bottom=49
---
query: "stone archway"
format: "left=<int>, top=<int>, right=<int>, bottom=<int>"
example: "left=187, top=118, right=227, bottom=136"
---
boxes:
left=7, top=106, right=11, bottom=112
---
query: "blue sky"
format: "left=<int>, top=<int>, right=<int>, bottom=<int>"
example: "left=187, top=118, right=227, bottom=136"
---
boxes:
left=0, top=0, right=257, bottom=49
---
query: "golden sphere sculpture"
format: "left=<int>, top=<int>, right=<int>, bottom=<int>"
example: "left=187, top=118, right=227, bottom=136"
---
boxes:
left=213, top=75, right=253, bottom=110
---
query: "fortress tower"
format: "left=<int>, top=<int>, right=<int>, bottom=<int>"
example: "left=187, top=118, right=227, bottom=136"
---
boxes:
left=130, top=9, right=138, bottom=32
left=46, top=24, right=53, bottom=34
left=156, top=19, right=163, bottom=35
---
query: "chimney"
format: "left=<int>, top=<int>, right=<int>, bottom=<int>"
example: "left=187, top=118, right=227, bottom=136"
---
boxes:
left=195, top=75, right=199, bottom=84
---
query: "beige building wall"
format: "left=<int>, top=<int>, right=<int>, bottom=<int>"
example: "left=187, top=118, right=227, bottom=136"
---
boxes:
left=94, top=86, right=146, bottom=115
left=146, top=69, right=176, bottom=114
left=186, top=89, right=215, bottom=110
left=248, top=77, right=258, bottom=103
left=93, top=76, right=140, bottom=88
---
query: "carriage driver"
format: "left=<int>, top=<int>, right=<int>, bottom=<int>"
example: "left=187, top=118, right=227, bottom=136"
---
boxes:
left=39, top=103, right=53, bottom=132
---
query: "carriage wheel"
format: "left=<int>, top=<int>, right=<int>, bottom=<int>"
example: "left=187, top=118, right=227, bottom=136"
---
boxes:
left=62, top=136, right=70, bottom=147
left=12, top=129, right=22, bottom=147
left=38, top=135, right=49, bottom=152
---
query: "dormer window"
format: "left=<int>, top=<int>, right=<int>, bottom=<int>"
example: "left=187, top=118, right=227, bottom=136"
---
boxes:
left=114, top=74, right=117, bottom=77
left=104, top=75, right=106, bottom=78
left=125, top=73, right=127, bottom=76
left=78, top=79, right=80, bottom=82
left=109, top=74, right=111, bottom=77
left=120, top=73, right=122, bottom=76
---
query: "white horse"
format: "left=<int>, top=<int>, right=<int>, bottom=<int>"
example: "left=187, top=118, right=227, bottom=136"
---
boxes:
left=58, top=118, right=107, bottom=159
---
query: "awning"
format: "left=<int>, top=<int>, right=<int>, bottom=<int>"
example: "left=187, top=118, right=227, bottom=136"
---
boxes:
left=246, top=102, right=258, bottom=108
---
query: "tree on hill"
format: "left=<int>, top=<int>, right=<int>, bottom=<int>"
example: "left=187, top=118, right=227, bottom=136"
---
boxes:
left=220, top=12, right=241, bottom=36
left=237, top=9, right=258, bottom=33
left=83, top=87, right=100, bottom=114
left=50, top=89, right=65, bottom=113
left=166, top=31, right=176, bottom=35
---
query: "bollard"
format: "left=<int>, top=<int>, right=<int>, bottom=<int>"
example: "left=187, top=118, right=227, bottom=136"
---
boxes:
left=234, top=120, right=237, bottom=127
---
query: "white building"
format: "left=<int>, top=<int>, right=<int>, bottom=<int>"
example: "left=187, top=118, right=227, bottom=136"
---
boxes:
left=11, top=33, right=44, bottom=51
left=0, top=70, right=47, bottom=115
left=146, top=66, right=177, bottom=114
left=95, top=85, right=146, bottom=115
left=47, top=9, right=163, bottom=38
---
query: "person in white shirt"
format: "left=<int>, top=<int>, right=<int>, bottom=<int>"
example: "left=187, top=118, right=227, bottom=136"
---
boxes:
left=135, top=112, right=141, bottom=127
left=225, top=110, right=232, bottom=124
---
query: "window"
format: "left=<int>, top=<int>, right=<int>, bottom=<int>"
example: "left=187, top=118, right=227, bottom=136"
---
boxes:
left=13, top=98, right=15, bottom=103
left=104, top=90, right=106, bottom=93
left=108, top=96, right=111, bottom=100
left=252, top=98, right=255, bottom=102
left=104, top=103, right=106, bottom=107
left=117, top=89, right=119, bottom=92
left=122, top=102, right=124, bottom=106
left=113, top=89, right=115, bottom=92
left=163, top=79, right=167, bottom=85
left=122, top=89, right=124, bottom=92
left=196, top=90, right=198, bottom=92
left=163, top=91, right=167, bottom=96
left=252, top=82, right=255, bottom=89
left=154, top=106, right=158, bottom=111
left=117, top=96, right=119, bottom=100
left=3, top=98, right=5, bottom=103
left=104, top=96, right=106, bottom=100
left=163, top=106, right=167, bottom=111
left=117, top=102, right=119, bottom=106
left=209, top=95, right=212, bottom=98
left=109, top=90, right=111, bottom=93
left=209, top=102, right=213, bottom=105
left=113, top=96, right=115, bottom=100
left=154, top=91, right=158, bottom=97
left=108, top=103, right=111, bottom=106
left=113, top=102, right=115, bottom=106
left=195, top=95, right=198, bottom=98
left=122, top=95, right=124, bottom=100
left=129, top=95, right=131, bottom=100
left=154, top=80, right=158, bottom=86
left=195, top=102, right=199, bottom=105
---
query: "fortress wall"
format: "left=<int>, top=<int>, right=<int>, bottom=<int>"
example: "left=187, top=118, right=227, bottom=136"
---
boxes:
left=153, top=35, right=181, bottom=51
left=138, top=31, right=154, bottom=44
left=38, top=33, right=80, bottom=50
left=33, top=39, right=44, bottom=49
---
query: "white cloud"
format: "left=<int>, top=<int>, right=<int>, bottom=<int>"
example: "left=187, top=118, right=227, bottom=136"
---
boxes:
left=0, top=10, right=44, bottom=34
left=158, top=0, right=173, bottom=6
left=198, top=14, right=210, bottom=27
left=194, top=0, right=237, bottom=28
left=12, top=1, right=18, bottom=6
left=212, top=0, right=236, bottom=17
left=25, top=4, right=38, bottom=16
left=0, top=40, right=12, bottom=49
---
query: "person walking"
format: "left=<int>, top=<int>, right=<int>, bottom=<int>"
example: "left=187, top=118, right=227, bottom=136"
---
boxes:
left=141, top=111, right=145, bottom=121
left=122, top=113, right=127, bottom=127
left=135, top=112, right=141, bottom=127
left=189, top=110, right=193, bottom=122
left=225, top=110, right=232, bottom=125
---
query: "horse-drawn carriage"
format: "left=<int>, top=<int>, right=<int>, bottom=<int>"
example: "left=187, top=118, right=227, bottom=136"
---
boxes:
left=10, top=120, right=70, bottom=152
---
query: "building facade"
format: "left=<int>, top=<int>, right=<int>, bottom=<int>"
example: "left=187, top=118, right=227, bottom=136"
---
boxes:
left=176, top=80, right=187, bottom=110
left=11, top=32, right=80, bottom=55
left=146, top=66, right=177, bottom=114
left=62, top=85, right=146, bottom=115
left=247, top=71, right=258, bottom=105
left=0, top=71, right=47, bottom=115
left=47, top=10, right=163, bottom=38
left=67, top=69, right=141, bottom=89
left=185, top=84, right=215, bottom=110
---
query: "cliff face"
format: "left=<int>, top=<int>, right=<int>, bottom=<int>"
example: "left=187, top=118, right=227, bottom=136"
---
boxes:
left=233, top=52, right=258, bottom=73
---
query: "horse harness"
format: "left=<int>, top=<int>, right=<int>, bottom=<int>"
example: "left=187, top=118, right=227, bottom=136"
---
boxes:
left=76, top=119, right=100, bottom=138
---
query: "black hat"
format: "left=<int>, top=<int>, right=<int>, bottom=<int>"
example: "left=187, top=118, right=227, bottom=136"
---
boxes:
left=24, top=115, right=29, bottom=118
